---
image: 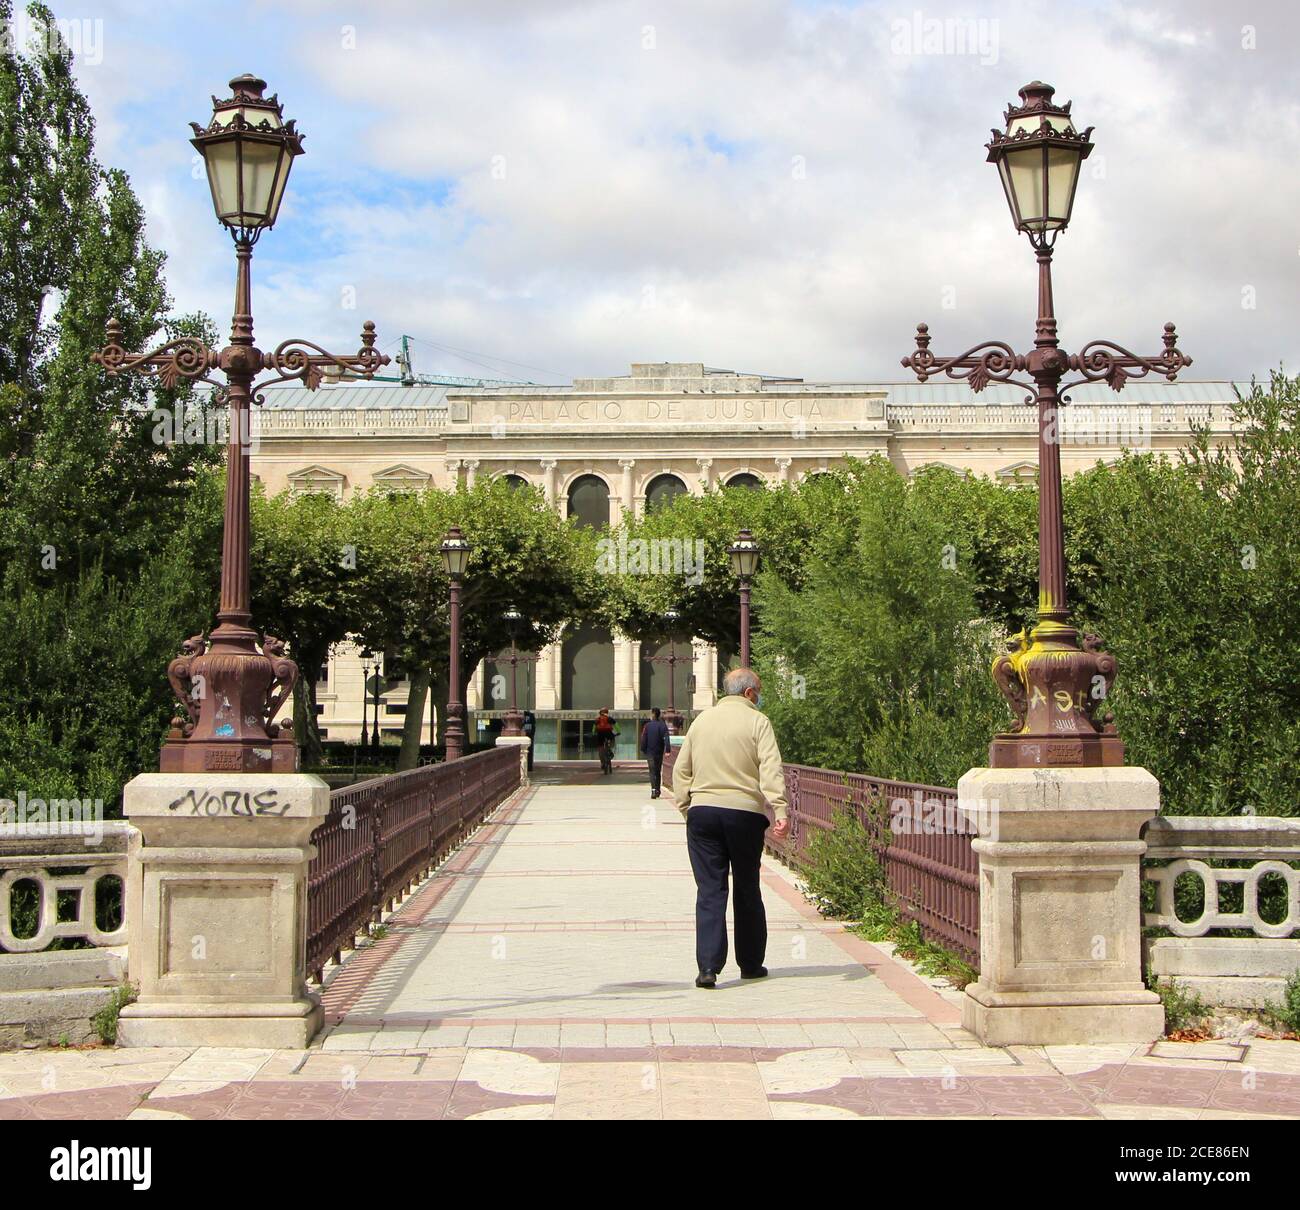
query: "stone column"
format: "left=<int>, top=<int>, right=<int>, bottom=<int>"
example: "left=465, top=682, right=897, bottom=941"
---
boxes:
left=695, top=457, right=714, bottom=495
left=540, top=459, right=558, bottom=510
left=117, top=772, right=331, bottom=1048
left=956, top=766, right=1165, bottom=1046
left=613, top=636, right=636, bottom=710
left=775, top=456, right=793, bottom=483
left=463, top=459, right=480, bottom=489
left=535, top=641, right=560, bottom=710
left=618, top=459, right=636, bottom=525
left=629, top=639, right=642, bottom=708
left=444, top=458, right=461, bottom=490
left=692, top=641, right=716, bottom=710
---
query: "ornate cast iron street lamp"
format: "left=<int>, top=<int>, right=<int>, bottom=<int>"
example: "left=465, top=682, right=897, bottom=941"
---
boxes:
left=359, top=649, right=374, bottom=751
left=440, top=526, right=472, bottom=761
left=644, top=608, right=687, bottom=735
left=901, top=81, right=1192, bottom=770
left=499, top=607, right=539, bottom=738
left=728, top=528, right=761, bottom=667
left=92, top=75, right=390, bottom=774
left=370, top=662, right=384, bottom=761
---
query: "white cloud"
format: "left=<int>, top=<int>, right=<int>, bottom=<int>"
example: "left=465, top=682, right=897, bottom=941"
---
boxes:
left=68, top=0, right=1300, bottom=382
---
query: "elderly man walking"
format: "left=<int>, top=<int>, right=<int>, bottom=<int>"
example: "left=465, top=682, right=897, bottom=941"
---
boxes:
left=671, top=668, right=789, bottom=988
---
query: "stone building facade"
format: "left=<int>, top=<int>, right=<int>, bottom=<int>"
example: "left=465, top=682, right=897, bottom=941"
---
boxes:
left=248, top=362, right=1243, bottom=760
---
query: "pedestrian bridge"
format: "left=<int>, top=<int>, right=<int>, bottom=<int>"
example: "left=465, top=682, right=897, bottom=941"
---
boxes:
left=4, top=759, right=1299, bottom=1120
left=318, top=766, right=957, bottom=1047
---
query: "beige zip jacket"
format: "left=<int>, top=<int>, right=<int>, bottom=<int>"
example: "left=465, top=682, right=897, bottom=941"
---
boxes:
left=671, top=695, right=788, bottom=822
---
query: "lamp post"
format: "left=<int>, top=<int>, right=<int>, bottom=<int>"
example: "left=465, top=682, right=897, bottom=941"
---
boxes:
left=91, top=75, right=389, bottom=774
left=370, top=662, right=383, bottom=761
left=440, top=526, right=471, bottom=761
left=644, top=608, right=687, bottom=735
left=728, top=528, right=761, bottom=667
left=359, top=649, right=373, bottom=751
left=901, top=81, right=1191, bottom=770
left=499, top=607, right=539, bottom=738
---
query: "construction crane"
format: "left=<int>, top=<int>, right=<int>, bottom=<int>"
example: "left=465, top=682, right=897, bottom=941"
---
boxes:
left=386, top=335, right=533, bottom=388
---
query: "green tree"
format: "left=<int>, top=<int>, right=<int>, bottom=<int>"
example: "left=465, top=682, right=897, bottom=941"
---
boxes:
left=1066, top=373, right=1300, bottom=816
left=250, top=487, right=362, bottom=766
left=0, top=5, right=219, bottom=807
left=0, top=1, right=218, bottom=582
left=611, top=474, right=852, bottom=662
left=909, top=465, right=1039, bottom=634
left=753, top=457, right=1005, bottom=785
left=348, top=478, right=604, bottom=768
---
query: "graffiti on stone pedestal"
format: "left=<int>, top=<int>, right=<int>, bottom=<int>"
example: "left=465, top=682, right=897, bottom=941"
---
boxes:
left=165, top=787, right=291, bottom=817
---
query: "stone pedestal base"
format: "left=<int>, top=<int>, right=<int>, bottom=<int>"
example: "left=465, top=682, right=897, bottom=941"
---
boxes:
left=117, top=1000, right=322, bottom=1049
left=118, top=772, right=330, bottom=1049
left=962, top=989, right=1166, bottom=1046
left=957, top=766, right=1165, bottom=1047
left=495, top=735, right=531, bottom=786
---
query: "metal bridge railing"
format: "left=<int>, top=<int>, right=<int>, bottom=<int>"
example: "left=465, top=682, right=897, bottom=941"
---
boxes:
left=306, top=745, right=521, bottom=984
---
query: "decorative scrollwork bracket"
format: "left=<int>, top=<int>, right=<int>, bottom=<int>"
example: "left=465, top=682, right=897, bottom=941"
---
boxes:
left=900, top=325, right=1036, bottom=400
left=91, top=319, right=221, bottom=390
left=1061, top=322, right=1193, bottom=399
left=255, top=320, right=389, bottom=399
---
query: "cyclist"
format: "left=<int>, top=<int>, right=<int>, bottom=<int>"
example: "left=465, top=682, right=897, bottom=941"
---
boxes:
left=594, top=708, right=617, bottom=774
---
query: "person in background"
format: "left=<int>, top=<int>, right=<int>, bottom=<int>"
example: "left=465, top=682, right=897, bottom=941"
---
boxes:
left=639, top=706, right=671, bottom=799
left=521, top=709, right=536, bottom=772
left=594, top=707, right=617, bottom=775
left=670, top=668, right=789, bottom=988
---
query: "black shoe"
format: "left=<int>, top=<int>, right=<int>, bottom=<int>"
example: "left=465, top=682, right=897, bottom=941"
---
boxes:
left=740, top=966, right=768, bottom=980
left=695, top=970, right=717, bottom=988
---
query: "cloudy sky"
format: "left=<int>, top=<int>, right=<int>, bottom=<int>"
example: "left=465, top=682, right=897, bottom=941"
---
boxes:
left=55, top=0, right=1300, bottom=384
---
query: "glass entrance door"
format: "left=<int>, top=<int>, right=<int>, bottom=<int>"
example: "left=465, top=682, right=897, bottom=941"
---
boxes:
left=559, top=719, right=597, bottom=760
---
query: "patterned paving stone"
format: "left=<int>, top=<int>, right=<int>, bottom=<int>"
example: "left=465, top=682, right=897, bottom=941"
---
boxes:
left=0, top=1082, right=157, bottom=1120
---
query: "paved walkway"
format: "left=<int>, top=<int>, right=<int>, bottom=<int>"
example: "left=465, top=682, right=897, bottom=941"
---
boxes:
left=2, top=768, right=1299, bottom=1120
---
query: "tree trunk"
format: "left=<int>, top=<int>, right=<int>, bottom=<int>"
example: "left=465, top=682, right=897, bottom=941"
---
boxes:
left=428, top=668, right=449, bottom=747
left=397, top=666, right=430, bottom=771
left=457, top=658, right=477, bottom=750
left=293, top=676, right=325, bottom=767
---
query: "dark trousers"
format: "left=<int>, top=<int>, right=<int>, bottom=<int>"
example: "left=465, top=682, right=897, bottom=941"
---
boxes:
left=685, top=805, right=768, bottom=975
left=646, top=752, right=664, bottom=794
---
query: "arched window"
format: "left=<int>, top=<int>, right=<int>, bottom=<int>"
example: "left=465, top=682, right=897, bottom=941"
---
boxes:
left=561, top=624, right=614, bottom=709
left=725, top=472, right=764, bottom=491
left=501, top=473, right=530, bottom=491
left=567, top=474, right=610, bottom=529
left=644, top=473, right=687, bottom=514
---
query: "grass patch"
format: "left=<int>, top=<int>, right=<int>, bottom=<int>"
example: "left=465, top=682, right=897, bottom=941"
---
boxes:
left=1146, top=974, right=1211, bottom=1036
left=1258, top=970, right=1300, bottom=1037
left=92, top=981, right=138, bottom=1045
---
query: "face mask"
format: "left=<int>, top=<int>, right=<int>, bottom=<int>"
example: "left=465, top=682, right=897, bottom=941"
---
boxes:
left=748, top=691, right=764, bottom=710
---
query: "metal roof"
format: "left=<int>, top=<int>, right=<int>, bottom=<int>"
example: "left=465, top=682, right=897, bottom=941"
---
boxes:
left=252, top=377, right=1250, bottom=410
left=880, top=380, right=1253, bottom=405
left=258, top=383, right=450, bottom=410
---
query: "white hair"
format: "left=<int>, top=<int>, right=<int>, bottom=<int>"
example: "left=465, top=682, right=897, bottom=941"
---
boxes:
left=723, top=667, right=760, bottom=696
